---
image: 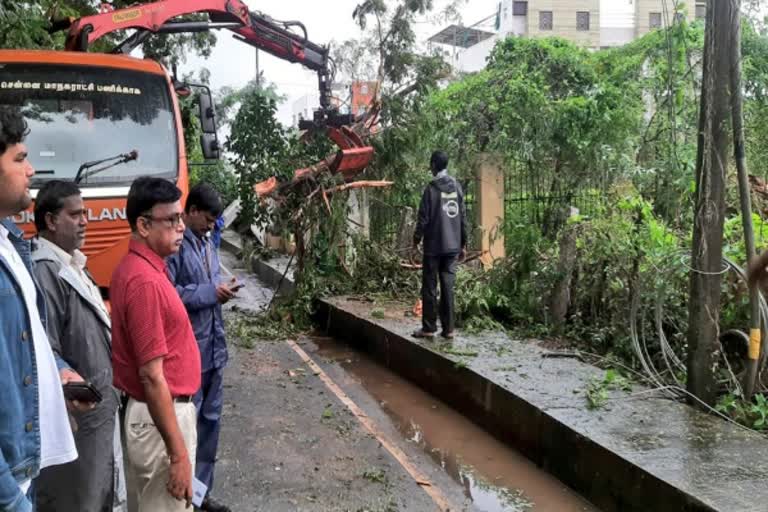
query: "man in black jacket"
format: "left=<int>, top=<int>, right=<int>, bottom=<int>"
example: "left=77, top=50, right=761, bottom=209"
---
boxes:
left=412, top=150, right=467, bottom=339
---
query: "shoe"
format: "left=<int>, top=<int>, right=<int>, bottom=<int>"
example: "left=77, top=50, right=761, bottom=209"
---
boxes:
left=441, top=331, right=455, bottom=340
left=412, top=329, right=437, bottom=339
left=201, top=495, right=232, bottom=512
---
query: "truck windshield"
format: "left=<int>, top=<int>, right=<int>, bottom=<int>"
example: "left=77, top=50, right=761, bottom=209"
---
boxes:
left=0, top=63, right=178, bottom=187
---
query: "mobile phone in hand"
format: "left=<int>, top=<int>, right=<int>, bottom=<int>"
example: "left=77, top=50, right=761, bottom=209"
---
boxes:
left=230, top=281, right=245, bottom=291
left=63, top=381, right=102, bottom=403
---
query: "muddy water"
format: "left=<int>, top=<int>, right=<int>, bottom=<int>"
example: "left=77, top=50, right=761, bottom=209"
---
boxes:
left=311, top=336, right=598, bottom=512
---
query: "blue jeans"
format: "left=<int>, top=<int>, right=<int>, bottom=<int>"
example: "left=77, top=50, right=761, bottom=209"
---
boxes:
left=194, top=368, right=224, bottom=494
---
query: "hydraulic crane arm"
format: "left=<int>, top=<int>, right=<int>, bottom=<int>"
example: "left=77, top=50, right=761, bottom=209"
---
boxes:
left=54, top=0, right=374, bottom=176
left=60, top=0, right=339, bottom=121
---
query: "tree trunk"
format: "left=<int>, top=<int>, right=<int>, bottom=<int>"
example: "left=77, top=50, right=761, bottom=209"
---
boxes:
left=687, top=0, right=734, bottom=406
left=549, top=225, right=577, bottom=327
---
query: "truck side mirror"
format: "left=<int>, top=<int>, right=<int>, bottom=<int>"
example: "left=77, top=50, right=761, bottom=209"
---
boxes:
left=198, top=90, right=217, bottom=134
left=200, top=133, right=220, bottom=160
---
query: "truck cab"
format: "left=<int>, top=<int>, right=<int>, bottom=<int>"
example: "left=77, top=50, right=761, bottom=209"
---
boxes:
left=0, top=50, right=188, bottom=292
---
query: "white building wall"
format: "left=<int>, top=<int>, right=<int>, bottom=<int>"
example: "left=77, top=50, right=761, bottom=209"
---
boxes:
left=498, top=0, right=527, bottom=36
left=600, top=0, right=635, bottom=47
left=437, top=0, right=681, bottom=73
left=510, top=16, right=527, bottom=36
left=457, top=35, right=501, bottom=73
left=291, top=94, right=318, bottom=128
left=600, top=0, right=634, bottom=28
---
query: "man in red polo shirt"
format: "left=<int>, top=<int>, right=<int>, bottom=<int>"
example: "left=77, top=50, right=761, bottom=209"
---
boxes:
left=111, top=177, right=201, bottom=511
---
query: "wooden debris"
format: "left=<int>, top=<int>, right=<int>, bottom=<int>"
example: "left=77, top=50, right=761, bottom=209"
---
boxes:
left=400, top=250, right=488, bottom=270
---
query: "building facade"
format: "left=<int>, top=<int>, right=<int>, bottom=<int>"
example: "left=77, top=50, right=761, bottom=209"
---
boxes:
left=430, top=0, right=707, bottom=73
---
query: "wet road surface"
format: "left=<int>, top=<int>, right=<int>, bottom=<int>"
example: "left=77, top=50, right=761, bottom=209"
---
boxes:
left=214, top=250, right=597, bottom=511
left=310, top=335, right=596, bottom=512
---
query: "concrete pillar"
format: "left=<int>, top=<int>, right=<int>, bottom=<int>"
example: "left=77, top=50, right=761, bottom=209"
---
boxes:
left=266, top=233, right=283, bottom=251
left=347, top=189, right=370, bottom=238
left=475, top=154, right=505, bottom=268
left=343, top=189, right=370, bottom=266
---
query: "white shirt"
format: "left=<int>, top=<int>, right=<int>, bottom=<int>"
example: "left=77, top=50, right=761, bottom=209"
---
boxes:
left=36, top=237, right=108, bottom=318
left=0, top=225, right=77, bottom=493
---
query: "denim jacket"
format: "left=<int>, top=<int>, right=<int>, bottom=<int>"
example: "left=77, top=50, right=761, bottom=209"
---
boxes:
left=0, top=220, right=69, bottom=512
left=167, top=228, right=227, bottom=371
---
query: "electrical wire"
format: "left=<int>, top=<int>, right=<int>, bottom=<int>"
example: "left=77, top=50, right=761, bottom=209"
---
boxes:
left=628, top=252, right=768, bottom=409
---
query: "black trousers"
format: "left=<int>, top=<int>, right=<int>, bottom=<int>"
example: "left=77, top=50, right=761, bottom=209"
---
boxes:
left=421, top=254, right=458, bottom=334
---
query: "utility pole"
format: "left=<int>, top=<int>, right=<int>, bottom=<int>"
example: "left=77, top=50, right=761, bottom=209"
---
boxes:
left=728, top=0, right=762, bottom=397
left=687, top=0, right=735, bottom=406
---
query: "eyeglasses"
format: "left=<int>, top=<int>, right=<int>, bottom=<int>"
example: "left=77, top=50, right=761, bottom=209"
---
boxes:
left=140, top=212, right=184, bottom=229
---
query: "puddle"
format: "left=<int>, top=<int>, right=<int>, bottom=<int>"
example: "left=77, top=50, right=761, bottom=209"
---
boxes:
left=311, top=336, right=598, bottom=512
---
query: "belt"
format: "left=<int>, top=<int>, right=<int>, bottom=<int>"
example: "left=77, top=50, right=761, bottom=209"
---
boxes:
left=127, top=395, right=193, bottom=403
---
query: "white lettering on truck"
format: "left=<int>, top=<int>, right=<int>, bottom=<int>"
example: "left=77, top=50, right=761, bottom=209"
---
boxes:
left=11, top=207, right=127, bottom=224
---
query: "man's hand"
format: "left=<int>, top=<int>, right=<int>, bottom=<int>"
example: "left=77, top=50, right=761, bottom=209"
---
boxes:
left=215, top=278, right=238, bottom=304
left=60, top=368, right=95, bottom=413
left=167, top=452, right=193, bottom=507
left=459, top=247, right=467, bottom=263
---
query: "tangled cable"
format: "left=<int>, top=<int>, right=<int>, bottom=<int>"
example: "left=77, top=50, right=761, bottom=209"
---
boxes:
left=625, top=253, right=768, bottom=433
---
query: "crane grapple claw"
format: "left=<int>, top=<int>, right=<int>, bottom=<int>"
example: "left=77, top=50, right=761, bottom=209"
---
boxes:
left=324, top=127, right=373, bottom=179
left=331, top=147, right=375, bottom=179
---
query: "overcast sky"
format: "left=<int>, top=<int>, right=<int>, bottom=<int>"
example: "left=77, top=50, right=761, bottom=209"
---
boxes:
left=179, top=0, right=499, bottom=124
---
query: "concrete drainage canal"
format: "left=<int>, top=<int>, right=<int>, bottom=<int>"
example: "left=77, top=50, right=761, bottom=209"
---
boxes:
left=307, top=334, right=597, bottom=512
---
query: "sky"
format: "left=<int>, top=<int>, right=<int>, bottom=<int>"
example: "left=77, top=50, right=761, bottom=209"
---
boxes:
left=179, top=0, right=499, bottom=124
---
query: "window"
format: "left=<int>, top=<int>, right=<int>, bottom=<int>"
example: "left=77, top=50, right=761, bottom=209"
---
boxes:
left=512, top=1, right=527, bottom=16
left=649, top=12, right=662, bottom=29
left=0, top=64, right=178, bottom=186
left=695, top=4, right=706, bottom=19
left=539, top=11, right=553, bottom=30
left=576, top=11, right=590, bottom=31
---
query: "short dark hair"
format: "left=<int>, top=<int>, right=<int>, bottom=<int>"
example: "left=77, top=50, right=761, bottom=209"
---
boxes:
left=126, top=177, right=182, bottom=231
left=34, top=180, right=82, bottom=233
left=186, top=182, right=223, bottom=216
left=0, top=107, right=29, bottom=156
left=430, top=150, right=449, bottom=172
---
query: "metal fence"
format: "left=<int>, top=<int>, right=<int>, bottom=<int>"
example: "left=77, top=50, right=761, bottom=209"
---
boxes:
left=503, top=163, right=608, bottom=236
left=368, top=177, right=480, bottom=251
left=459, top=178, right=479, bottom=250
left=368, top=163, right=612, bottom=252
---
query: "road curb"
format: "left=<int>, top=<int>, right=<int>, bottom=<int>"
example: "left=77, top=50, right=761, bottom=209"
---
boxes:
left=223, top=230, right=296, bottom=294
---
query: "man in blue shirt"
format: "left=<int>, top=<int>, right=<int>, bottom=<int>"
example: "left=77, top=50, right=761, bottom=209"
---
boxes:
left=167, top=183, right=238, bottom=512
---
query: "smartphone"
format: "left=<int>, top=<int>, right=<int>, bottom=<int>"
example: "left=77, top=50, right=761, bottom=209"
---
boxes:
left=63, top=381, right=103, bottom=403
left=230, top=281, right=245, bottom=291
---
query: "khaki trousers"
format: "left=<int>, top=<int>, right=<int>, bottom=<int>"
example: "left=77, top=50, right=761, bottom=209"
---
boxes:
left=124, top=398, right=197, bottom=512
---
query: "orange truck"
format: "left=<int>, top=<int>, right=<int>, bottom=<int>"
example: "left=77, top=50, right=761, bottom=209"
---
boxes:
left=0, top=49, right=188, bottom=291
left=0, top=0, right=372, bottom=296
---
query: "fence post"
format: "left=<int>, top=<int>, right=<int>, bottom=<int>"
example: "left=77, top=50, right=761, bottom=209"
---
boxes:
left=475, top=153, right=505, bottom=268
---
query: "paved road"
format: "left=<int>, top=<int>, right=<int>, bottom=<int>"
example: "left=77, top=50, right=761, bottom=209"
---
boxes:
left=213, top=251, right=597, bottom=512
left=213, top=251, right=472, bottom=512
